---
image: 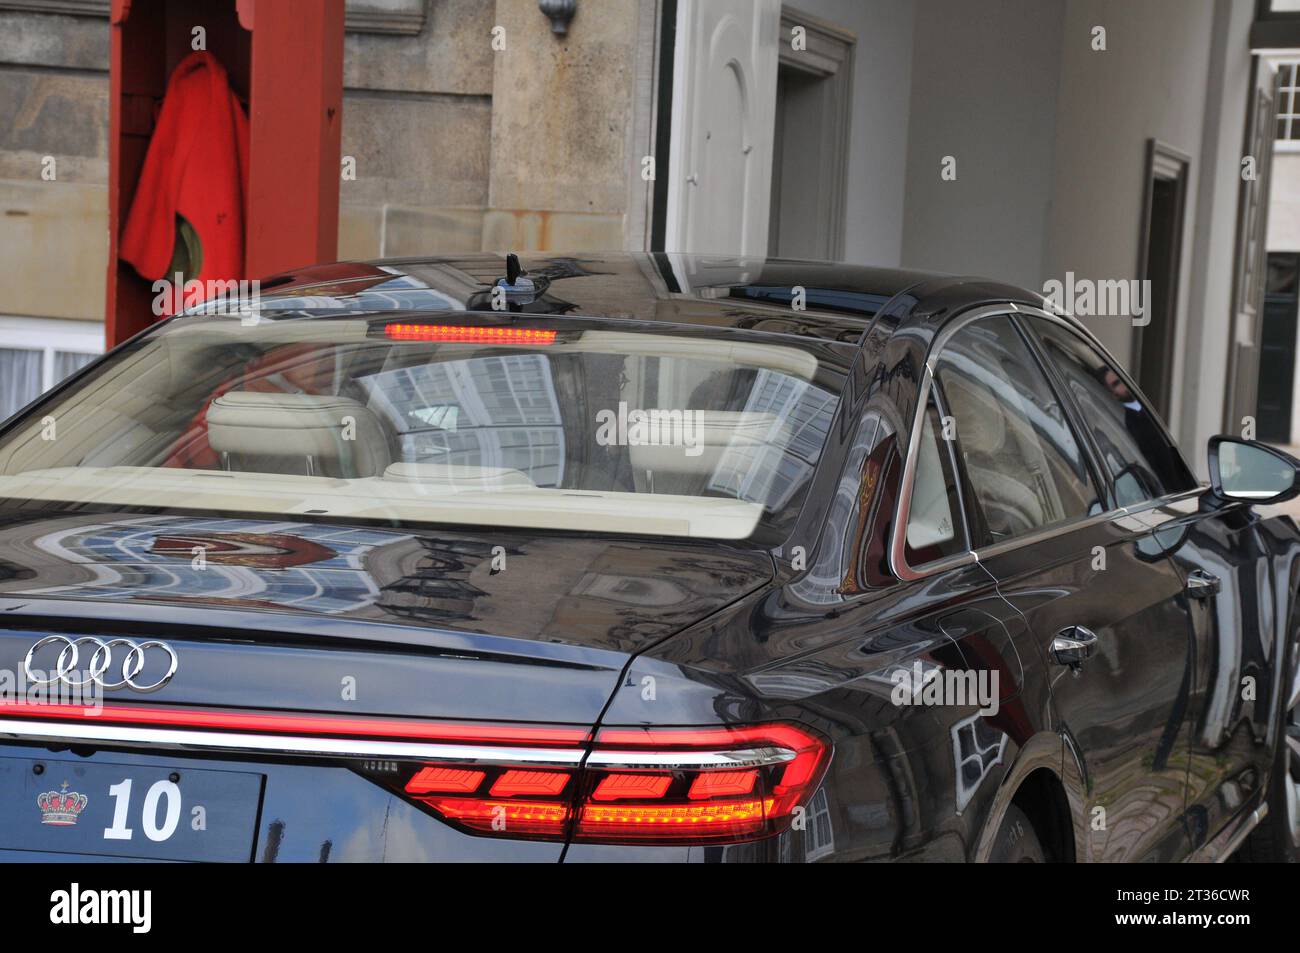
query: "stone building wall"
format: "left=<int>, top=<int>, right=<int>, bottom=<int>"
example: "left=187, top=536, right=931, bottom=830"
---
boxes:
left=0, top=7, right=110, bottom=322
left=0, top=0, right=650, bottom=330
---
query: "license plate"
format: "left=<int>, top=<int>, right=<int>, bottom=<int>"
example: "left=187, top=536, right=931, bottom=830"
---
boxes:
left=0, top=757, right=263, bottom=862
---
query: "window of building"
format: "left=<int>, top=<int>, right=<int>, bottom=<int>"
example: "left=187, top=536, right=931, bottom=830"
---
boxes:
left=1277, top=62, right=1300, bottom=142
left=0, top=316, right=103, bottom=422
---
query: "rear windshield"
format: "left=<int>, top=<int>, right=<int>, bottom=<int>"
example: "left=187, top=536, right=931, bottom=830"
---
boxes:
left=0, top=316, right=843, bottom=541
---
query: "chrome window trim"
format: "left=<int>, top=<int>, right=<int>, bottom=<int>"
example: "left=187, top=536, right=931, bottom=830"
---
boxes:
left=890, top=304, right=1018, bottom=581
left=0, top=718, right=796, bottom=769
left=1110, top=485, right=1204, bottom=518
left=971, top=509, right=1112, bottom=562
left=973, top=485, right=1206, bottom=562
left=889, top=302, right=1205, bottom=581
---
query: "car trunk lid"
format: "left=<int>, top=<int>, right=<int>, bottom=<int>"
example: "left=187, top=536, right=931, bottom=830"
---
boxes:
left=0, top=509, right=772, bottom=724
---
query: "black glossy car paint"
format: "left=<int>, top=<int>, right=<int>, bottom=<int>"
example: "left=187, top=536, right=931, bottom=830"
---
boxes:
left=0, top=252, right=1295, bottom=862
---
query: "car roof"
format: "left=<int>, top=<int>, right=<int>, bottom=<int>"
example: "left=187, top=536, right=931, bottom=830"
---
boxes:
left=249, top=251, right=1047, bottom=348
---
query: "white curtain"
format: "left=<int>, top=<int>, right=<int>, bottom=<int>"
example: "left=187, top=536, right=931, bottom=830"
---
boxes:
left=54, top=350, right=96, bottom=383
left=0, top=348, right=41, bottom=422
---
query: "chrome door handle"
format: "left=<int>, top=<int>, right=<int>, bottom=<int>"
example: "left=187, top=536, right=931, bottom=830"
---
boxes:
left=1051, top=625, right=1098, bottom=668
left=1185, top=569, right=1221, bottom=600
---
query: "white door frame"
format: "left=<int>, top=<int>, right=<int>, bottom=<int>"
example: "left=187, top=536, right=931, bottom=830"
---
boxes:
left=664, top=0, right=781, bottom=255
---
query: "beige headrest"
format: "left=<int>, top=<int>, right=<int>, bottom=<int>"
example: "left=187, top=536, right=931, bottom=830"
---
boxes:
left=940, top=376, right=1005, bottom=457
left=207, top=392, right=391, bottom=477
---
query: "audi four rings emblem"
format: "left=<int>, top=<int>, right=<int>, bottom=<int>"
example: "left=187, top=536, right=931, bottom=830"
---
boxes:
left=23, top=636, right=178, bottom=693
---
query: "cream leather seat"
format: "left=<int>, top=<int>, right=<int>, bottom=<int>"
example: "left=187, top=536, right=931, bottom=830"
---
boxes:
left=629, top=411, right=779, bottom=496
left=207, top=392, right=392, bottom=478
left=941, top=375, right=1046, bottom=538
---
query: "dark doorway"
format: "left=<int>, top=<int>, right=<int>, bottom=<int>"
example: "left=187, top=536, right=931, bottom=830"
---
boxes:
left=767, top=9, right=853, bottom=260
left=1134, top=140, right=1190, bottom=420
left=1259, top=252, right=1300, bottom=443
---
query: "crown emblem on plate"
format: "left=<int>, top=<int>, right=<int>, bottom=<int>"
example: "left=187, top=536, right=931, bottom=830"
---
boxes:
left=37, top=781, right=88, bottom=826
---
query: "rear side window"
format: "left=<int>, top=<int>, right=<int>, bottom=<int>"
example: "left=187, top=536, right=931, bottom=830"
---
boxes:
left=1028, top=318, right=1195, bottom=506
left=904, top=398, right=967, bottom=566
left=934, top=315, right=1102, bottom=544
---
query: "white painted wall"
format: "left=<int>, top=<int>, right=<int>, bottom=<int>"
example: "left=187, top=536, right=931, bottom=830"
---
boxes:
left=664, top=0, right=1254, bottom=468
left=1045, top=1, right=1215, bottom=376
left=899, top=0, right=1065, bottom=289
left=897, top=0, right=1249, bottom=471
left=786, top=0, right=916, bottom=265
left=1268, top=152, right=1300, bottom=251
left=1266, top=151, right=1300, bottom=445
left=1044, top=0, right=1250, bottom=469
left=1177, top=0, right=1255, bottom=464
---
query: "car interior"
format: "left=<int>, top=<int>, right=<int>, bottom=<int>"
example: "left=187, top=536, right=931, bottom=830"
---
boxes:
left=0, top=319, right=842, bottom=540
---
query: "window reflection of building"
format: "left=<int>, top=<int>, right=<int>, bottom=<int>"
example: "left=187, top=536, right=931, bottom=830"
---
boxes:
left=232, top=269, right=468, bottom=317
left=377, top=536, right=494, bottom=626
left=775, top=787, right=834, bottom=862
left=362, top=353, right=565, bottom=486
left=570, top=572, right=689, bottom=607
left=804, top=788, right=835, bottom=861
left=356, top=348, right=835, bottom=512
left=259, top=283, right=467, bottom=315
left=28, top=516, right=408, bottom=615
left=790, top=411, right=888, bottom=606
left=952, top=713, right=1009, bottom=813
left=709, top=370, right=837, bottom=510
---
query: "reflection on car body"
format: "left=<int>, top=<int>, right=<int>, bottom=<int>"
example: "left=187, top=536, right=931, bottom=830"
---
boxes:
left=0, top=252, right=1295, bottom=862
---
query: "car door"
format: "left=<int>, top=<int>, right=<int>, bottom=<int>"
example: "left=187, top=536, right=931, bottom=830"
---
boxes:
left=897, top=397, right=1031, bottom=721
left=1023, top=314, right=1287, bottom=852
left=928, top=309, right=1196, bottom=862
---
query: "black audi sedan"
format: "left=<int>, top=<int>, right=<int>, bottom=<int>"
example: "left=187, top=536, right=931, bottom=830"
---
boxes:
left=0, top=251, right=1297, bottom=863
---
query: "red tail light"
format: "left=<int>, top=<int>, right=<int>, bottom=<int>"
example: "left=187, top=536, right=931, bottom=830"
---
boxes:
left=576, top=724, right=828, bottom=842
left=0, top=700, right=827, bottom=845
left=688, top=769, right=757, bottom=799
left=489, top=770, right=569, bottom=798
left=405, top=766, right=484, bottom=794
left=369, top=722, right=830, bottom=845
left=592, top=773, right=672, bottom=801
left=578, top=798, right=772, bottom=840
left=383, top=324, right=557, bottom=345
left=424, top=798, right=570, bottom=837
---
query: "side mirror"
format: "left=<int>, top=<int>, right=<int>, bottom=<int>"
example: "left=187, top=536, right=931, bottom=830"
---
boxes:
left=1207, top=436, right=1300, bottom=505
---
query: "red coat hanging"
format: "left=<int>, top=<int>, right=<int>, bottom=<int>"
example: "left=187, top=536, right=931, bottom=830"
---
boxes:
left=120, top=50, right=249, bottom=309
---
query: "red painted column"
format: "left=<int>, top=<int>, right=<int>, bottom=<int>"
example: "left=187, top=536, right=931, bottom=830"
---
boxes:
left=106, top=0, right=168, bottom=348
left=242, top=0, right=346, bottom=280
